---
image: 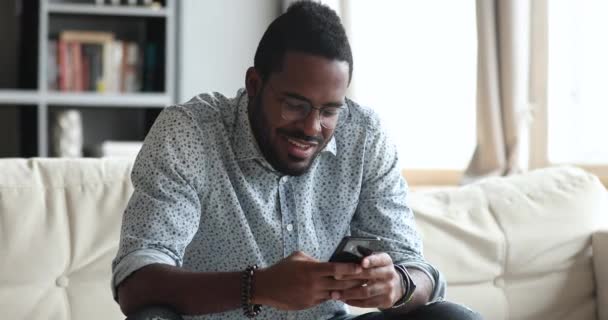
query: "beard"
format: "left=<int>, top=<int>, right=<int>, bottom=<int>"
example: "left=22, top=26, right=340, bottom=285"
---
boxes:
left=248, top=92, right=328, bottom=176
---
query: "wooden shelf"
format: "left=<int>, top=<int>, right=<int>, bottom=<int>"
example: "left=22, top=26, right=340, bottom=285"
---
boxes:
left=0, top=90, right=40, bottom=105
left=0, top=1, right=175, bottom=157
left=45, top=92, right=170, bottom=107
left=48, top=3, right=168, bottom=17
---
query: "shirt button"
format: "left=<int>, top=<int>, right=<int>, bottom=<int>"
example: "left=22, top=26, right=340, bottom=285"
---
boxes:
left=286, top=223, right=294, bottom=232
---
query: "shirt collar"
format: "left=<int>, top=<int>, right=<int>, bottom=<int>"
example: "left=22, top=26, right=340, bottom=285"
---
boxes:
left=231, top=89, right=337, bottom=163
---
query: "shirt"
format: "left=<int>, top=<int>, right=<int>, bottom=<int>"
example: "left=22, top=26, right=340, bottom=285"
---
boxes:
left=112, top=89, right=445, bottom=320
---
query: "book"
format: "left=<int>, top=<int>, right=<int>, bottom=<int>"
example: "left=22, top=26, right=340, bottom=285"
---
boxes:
left=142, top=42, right=158, bottom=92
left=71, top=42, right=83, bottom=91
left=52, top=30, right=147, bottom=93
left=82, top=43, right=103, bottom=91
left=60, top=30, right=114, bottom=44
left=57, top=40, right=71, bottom=91
left=122, top=42, right=142, bottom=92
left=59, top=30, right=114, bottom=92
left=94, top=140, right=143, bottom=158
left=47, top=40, right=58, bottom=90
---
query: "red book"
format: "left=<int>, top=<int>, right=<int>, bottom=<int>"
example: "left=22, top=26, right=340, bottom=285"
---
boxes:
left=72, top=42, right=83, bottom=92
left=58, top=40, right=69, bottom=91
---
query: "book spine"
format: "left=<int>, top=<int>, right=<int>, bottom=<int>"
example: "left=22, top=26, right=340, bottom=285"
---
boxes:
left=58, top=40, right=69, bottom=91
left=122, top=42, right=141, bottom=92
left=72, top=42, right=83, bottom=92
left=82, top=50, right=90, bottom=91
left=47, top=40, right=58, bottom=91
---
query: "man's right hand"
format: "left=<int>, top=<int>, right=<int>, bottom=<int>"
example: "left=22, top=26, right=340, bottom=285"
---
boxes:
left=252, top=251, right=365, bottom=310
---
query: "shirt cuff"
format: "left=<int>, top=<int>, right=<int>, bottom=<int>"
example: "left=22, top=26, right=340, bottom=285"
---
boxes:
left=111, top=248, right=177, bottom=300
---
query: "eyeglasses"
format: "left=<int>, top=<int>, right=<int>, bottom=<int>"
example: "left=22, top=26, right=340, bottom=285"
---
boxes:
left=267, top=84, right=347, bottom=129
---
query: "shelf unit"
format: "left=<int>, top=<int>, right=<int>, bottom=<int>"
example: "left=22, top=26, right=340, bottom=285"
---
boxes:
left=47, top=2, right=169, bottom=17
left=0, top=0, right=176, bottom=157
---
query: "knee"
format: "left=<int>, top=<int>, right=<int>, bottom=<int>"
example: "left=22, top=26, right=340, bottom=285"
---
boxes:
left=125, top=306, right=184, bottom=320
left=406, top=300, right=483, bottom=320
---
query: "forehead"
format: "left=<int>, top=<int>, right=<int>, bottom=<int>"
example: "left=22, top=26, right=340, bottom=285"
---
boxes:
left=270, top=52, right=349, bottom=103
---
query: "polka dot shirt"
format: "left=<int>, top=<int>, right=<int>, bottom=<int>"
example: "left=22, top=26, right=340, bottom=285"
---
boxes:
left=112, top=89, right=445, bottom=319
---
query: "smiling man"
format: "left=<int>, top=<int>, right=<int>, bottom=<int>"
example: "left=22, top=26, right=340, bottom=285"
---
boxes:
left=111, top=2, right=481, bottom=320
left=248, top=52, right=348, bottom=176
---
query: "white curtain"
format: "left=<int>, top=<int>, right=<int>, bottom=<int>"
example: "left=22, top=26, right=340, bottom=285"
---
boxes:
left=462, top=0, right=532, bottom=184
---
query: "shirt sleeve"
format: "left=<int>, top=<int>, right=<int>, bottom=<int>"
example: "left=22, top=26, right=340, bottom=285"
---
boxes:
left=349, top=119, right=446, bottom=301
left=111, top=106, right=205, bottom=299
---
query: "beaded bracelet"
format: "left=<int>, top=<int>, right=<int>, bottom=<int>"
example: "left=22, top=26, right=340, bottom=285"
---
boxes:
left=242, top=265, right=262, bottom=318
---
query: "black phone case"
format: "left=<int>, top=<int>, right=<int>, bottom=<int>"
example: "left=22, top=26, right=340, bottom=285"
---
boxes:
left=329, top=236, right=380, bottom=263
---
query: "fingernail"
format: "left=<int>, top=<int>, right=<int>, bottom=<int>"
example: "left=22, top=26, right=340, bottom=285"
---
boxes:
left=362, top=259, right=370, bottom=268
left=331, top=291, right=341, bottom=300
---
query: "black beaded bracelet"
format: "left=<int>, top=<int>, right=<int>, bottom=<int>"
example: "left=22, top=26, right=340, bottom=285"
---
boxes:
left=241, top=265, right=262, bottom=318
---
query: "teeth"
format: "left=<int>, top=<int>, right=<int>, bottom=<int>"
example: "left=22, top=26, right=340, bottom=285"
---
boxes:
left=287, top=138, right=311, bottom=149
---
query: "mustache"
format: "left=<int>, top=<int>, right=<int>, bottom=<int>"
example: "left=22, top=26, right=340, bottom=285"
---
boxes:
left=277, top=128, right=324, bottom=145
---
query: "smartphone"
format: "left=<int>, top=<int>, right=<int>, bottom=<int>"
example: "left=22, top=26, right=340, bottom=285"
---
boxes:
left=329, top=236, right=381, bottom=263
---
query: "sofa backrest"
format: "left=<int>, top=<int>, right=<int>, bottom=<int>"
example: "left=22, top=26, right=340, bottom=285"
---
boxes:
left=412, top=166, right=608, bottom=320
left=2, top=159, right=606, bottom=320
left=0, top=158, right=133, bottom=320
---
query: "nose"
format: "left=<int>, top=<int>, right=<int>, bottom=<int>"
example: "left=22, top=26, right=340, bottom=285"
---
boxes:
left=299, top=108, right=323, bottom=136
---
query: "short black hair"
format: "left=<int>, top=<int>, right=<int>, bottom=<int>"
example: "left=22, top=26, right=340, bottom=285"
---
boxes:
left=254, top=1, right=353, bottom=83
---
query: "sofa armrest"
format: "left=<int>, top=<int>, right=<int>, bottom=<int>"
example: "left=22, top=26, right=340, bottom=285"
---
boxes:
left=593, top=230, right=608, bottom=320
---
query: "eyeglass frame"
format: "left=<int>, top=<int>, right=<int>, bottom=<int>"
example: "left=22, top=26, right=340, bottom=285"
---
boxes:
left=265, top=83, right=348, bottom=129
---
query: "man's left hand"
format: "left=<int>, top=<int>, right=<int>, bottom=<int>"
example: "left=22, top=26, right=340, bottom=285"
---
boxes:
left=332, top=252, right=403, bottom=309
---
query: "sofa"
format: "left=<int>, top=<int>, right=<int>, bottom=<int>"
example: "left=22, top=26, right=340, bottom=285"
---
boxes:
left=0, top=158, right=606, bottom=320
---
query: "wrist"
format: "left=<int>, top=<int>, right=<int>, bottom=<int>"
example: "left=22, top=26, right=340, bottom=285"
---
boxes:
left=390, top=265, right=416, bottom=308
left=242, top=265, right=262, bottom=317
left=250, top=267, right=269, bottom=306
left=395, top=268, right=406, bottom=304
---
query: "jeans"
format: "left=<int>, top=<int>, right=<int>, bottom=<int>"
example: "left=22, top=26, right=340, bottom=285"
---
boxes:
left=126, top=301, right=482, bottom=320
left=330, top=301, right=483, bottom=320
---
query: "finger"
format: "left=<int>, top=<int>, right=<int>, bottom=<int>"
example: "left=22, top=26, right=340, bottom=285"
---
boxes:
left=289, top=251, right=317, bottom=262
left=339, top=265, right=394, bottom=281
left=344, top=295, right=392, bottom=309
left=361, top=252, right=393, bottom=269
left=320, top=277, right=367, bottom=291
left=338, top=281, right=389, bottom=301
left=315, top=262, right=362, bottom=277
left=334, top=269, right=373, bottom=281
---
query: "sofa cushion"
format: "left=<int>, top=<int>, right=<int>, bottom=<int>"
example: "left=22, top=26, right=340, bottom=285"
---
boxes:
left=0, top=158, right=133, bottom=320
left=412, top=166, right=608, bottom=320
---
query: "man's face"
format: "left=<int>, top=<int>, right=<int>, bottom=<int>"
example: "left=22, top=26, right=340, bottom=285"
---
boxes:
left=247, top=52, right=350, bottom=176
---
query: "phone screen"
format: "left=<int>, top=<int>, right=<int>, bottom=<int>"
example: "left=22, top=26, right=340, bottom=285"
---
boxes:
left=329, top=236, right=381, bottom=263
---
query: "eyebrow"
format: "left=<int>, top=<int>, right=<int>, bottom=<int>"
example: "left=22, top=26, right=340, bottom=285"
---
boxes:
left=283, top=91, right=345, bottom=107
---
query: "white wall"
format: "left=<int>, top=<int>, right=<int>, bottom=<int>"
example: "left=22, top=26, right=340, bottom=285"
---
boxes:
left=178, top=0, right=281, bottom=102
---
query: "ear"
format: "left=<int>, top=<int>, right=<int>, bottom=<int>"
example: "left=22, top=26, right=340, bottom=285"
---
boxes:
left=245, top=67, right=263, bottom=99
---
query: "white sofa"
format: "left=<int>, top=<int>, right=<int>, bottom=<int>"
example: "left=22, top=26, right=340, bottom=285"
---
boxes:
left=0, top=158, right=606, bottom=320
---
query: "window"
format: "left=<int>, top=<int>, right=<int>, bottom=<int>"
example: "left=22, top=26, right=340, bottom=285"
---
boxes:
left=547, top=0, right=608, bottom=164
left=346, top=0, right=477, bottom=169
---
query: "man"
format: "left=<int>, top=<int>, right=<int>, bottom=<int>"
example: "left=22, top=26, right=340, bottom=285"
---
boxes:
left=112, top=2, right=481, bottom=319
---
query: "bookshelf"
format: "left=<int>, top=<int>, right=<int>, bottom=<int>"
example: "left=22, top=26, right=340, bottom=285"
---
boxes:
left=0, top=0, right=176, bottom=157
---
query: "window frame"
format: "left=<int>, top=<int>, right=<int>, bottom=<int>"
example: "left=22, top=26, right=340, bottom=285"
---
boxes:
left=530, top=0, right=608, bottom=187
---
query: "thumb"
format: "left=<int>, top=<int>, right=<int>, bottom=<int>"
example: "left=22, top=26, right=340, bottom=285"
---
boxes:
left=288, top=251, right=316, bottom=262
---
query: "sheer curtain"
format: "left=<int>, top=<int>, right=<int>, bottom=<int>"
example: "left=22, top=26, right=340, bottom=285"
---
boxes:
left=462, top=0, right=532, bottom=183
left=281, top=0, right=534, bottom=182
left=343, top=1, right=477, bottom=171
